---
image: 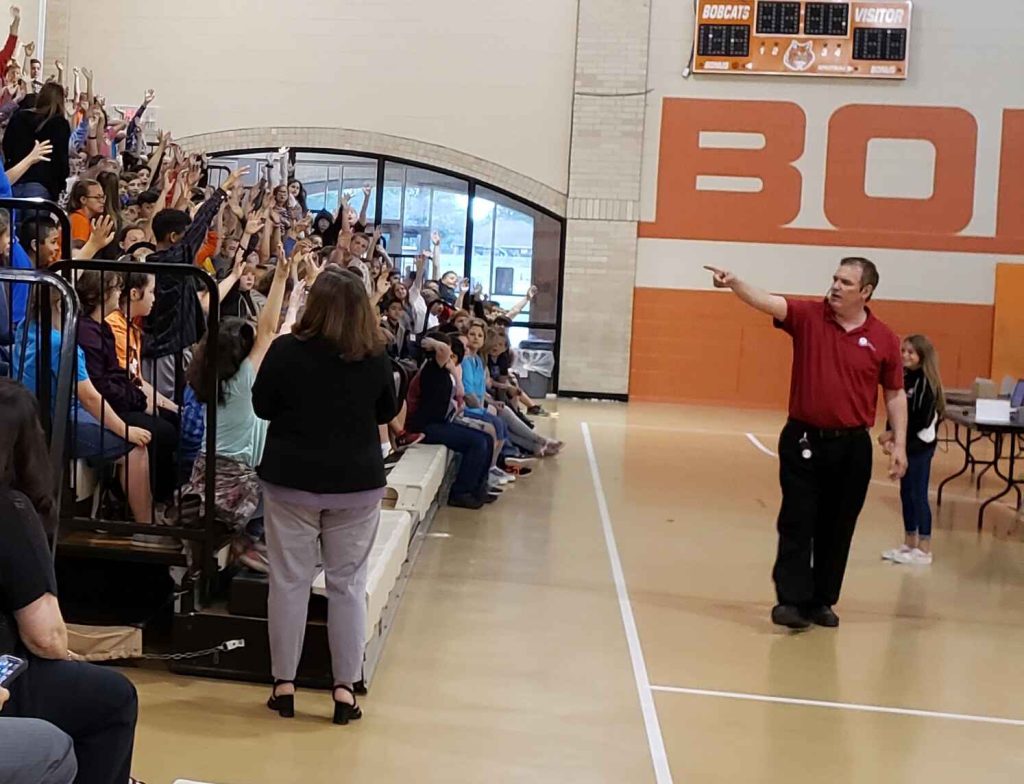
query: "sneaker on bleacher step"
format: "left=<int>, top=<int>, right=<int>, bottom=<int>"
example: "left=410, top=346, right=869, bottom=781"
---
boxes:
left=489, top=468, right=512, bottom=485
left=396, top=431, right=425, bottom=449
left=504, top=456, right=537, bottom=469
left=238, top=547, right=270, bottom=573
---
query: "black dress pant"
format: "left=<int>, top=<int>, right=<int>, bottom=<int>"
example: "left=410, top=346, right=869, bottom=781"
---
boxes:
left=5, top=657, right=138, bottom=784
left=773, top=420, right=872, bottom=608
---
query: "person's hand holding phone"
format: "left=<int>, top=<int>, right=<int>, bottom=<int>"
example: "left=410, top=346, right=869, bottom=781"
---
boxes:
left=0, top=685, right=9, bottom=710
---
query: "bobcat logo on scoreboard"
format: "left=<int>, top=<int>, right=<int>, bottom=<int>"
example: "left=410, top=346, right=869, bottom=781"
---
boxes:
left=783, top=41, right=815, bottom=72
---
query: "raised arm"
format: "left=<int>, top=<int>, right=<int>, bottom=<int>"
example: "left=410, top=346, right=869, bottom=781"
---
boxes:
left=506, top=285, right=537, bottom=320
left=249, top=248, right=291, bottom=372
left=146, top=129, right=170, bottom=184
left=430, top=230, right=441, bottom=281
left=421, top=336, right=452, bottom=366
left=176, top=166, right=246, bottom=261
left=410, top=251, right=427, bottom=298
left=705, top=266, right=788, bottom=322
left=81, top=67, right=94, bottom=110
left=0, top=6, right=19, bottom=69
left=358, top=184, right=371, bottom=227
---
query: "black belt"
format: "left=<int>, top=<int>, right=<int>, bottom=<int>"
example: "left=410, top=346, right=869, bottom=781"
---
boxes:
left=787, top=419, right=868, bottom=440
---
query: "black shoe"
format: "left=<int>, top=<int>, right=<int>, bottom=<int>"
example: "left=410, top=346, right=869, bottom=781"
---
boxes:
left=449, top=494, right=484, bottom=510
left=483, top=492, right=501, bottom=504
left=267, top=681, right=295, bottom=718
left=332, top=684, right=363, bottom=726
left=771, top=604, right=811, bottom=630
left=804, top=605, right=839, bottom=628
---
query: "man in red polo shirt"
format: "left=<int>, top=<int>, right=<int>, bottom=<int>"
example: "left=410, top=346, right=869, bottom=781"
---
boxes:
left=707, top=258, right=908, bottom=630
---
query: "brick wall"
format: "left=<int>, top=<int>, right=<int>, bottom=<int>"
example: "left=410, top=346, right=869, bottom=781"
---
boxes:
left=175, top=127, right=566, bottom=218
left=560, top=0, right=651, bottom=395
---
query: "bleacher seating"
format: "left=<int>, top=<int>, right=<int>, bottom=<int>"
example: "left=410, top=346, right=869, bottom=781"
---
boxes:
left=383, top=443, right=451, bottom=520
left=312, top=509, right=414, bottom=639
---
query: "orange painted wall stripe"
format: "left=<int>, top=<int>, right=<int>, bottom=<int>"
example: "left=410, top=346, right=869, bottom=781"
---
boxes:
left=629, top=289, right=994, bottom=408
left=991, top=263, right=1024, bottom=384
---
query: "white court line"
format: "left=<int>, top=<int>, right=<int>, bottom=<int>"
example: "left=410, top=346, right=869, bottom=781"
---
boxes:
left=741, top=431, right=1001, bottom=506
left=745, top=433, right=777, bottom=458
left=587, top=421, right=777, bottom=438
left=650, top=685, right=1024, bottom=727
left=581, top=422, right=673, bottom=784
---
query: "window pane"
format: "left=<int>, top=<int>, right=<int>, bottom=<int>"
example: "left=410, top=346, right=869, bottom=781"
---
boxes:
left=382, top=162, right=468, bottom=279
left=469, top=196, right=495, bottom=296
left=292, top=152, right=378, bottom=221
left=473, top=187, right=560, bottom=324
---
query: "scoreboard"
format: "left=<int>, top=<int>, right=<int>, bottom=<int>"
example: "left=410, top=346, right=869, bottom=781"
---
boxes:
left=693, top=1, right=912, bottom=79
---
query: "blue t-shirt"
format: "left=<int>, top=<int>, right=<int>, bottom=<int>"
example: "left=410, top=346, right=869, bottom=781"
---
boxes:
left=13, top=321, right=91, bottom=421
left=0, top=164, right=36, bottom=324
left=461, top=354, right=487, bottom=414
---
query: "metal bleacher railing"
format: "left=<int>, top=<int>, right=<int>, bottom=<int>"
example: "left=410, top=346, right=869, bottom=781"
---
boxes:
left=0, top=196, right=226, bottom=614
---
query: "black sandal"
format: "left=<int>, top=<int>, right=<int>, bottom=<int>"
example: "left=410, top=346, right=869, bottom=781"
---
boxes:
left=332, top=684, right=363, bottom=725
left=267, top=680, right=295, bottom=718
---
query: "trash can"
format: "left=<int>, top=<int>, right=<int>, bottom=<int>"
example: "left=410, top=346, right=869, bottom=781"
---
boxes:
left=513, top=339, right=555, bottom=399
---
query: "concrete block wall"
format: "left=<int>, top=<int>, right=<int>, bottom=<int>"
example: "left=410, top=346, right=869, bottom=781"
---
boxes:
left=560, top=0, right=651, bottom=395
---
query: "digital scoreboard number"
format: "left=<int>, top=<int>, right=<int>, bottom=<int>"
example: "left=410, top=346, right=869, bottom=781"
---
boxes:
left=693, top=1, right=912, bottom=79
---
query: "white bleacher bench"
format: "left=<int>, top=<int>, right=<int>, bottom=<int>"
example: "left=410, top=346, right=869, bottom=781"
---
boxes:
left=312, top=509, right=414, bottom=638
left=382, top=443, right=450, bottom=521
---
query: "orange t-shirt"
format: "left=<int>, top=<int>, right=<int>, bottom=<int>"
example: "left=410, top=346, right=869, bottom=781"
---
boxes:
left=105, top=309, right=142, bottom=377
left=70, top=210, right=92, bottom=243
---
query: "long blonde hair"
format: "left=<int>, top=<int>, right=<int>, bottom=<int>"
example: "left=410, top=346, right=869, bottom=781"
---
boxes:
left=905, top=334, right=946, bottom=417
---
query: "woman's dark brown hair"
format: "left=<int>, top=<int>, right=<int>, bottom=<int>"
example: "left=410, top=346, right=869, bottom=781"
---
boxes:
left=0, top=378, right=57, bottom=530
left=188, top=317, right=255, bottom=406
left=33, top=82, right=66, bottom=125
left=292, top=268, right=385, bottom=361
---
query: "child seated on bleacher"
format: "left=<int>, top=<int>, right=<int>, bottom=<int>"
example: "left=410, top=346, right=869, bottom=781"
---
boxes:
left=405, top=332, right=499, bottom=510
left=74, top=269, right=180, bottom=506
left=13, top=285, right=156, bottom=527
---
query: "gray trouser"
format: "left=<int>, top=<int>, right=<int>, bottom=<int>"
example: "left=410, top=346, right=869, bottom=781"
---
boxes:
left=498, top=406, right=547, bottom=454
left=0, top=718, right=77, bottom=784
left=265, top=495, right=380, bottom=686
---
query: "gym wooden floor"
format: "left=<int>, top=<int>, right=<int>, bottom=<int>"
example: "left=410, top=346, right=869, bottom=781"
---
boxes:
left=126, top=401, right=1024, bottom=783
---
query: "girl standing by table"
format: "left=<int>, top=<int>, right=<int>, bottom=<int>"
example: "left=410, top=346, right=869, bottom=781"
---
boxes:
left=881, top=335, right=946, bottom=565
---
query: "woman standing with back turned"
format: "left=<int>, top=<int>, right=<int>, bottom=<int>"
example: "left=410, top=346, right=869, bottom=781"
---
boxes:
left=252, top=267, right=398, bottom=724
left=2, top=82, right=70, bottom=201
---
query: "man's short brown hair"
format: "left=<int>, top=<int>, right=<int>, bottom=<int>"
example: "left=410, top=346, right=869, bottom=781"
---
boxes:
left=840, top=257, right=879, bottom=299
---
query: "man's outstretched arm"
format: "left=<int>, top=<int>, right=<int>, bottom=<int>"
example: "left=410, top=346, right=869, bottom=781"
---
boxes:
left=704, top=265, right=788, bottom=322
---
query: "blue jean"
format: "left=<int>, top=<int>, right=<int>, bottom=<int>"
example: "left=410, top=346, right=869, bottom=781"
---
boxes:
left=11, top=181, right=52, bottom=200
left=462, top=409, right=508, bottom=442
left=900, top=444, right=936, bottom=537
left=422, top=422, right=493, bottom=499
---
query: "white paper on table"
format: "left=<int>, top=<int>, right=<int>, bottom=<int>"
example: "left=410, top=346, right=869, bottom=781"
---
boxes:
left=975, top=398, right=1012, bottom=423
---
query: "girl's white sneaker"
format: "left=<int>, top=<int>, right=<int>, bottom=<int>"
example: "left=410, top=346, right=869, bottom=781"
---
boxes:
left=893, top=548, right=933, bottom=565
left=882, top=544, right=912, bottom=561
